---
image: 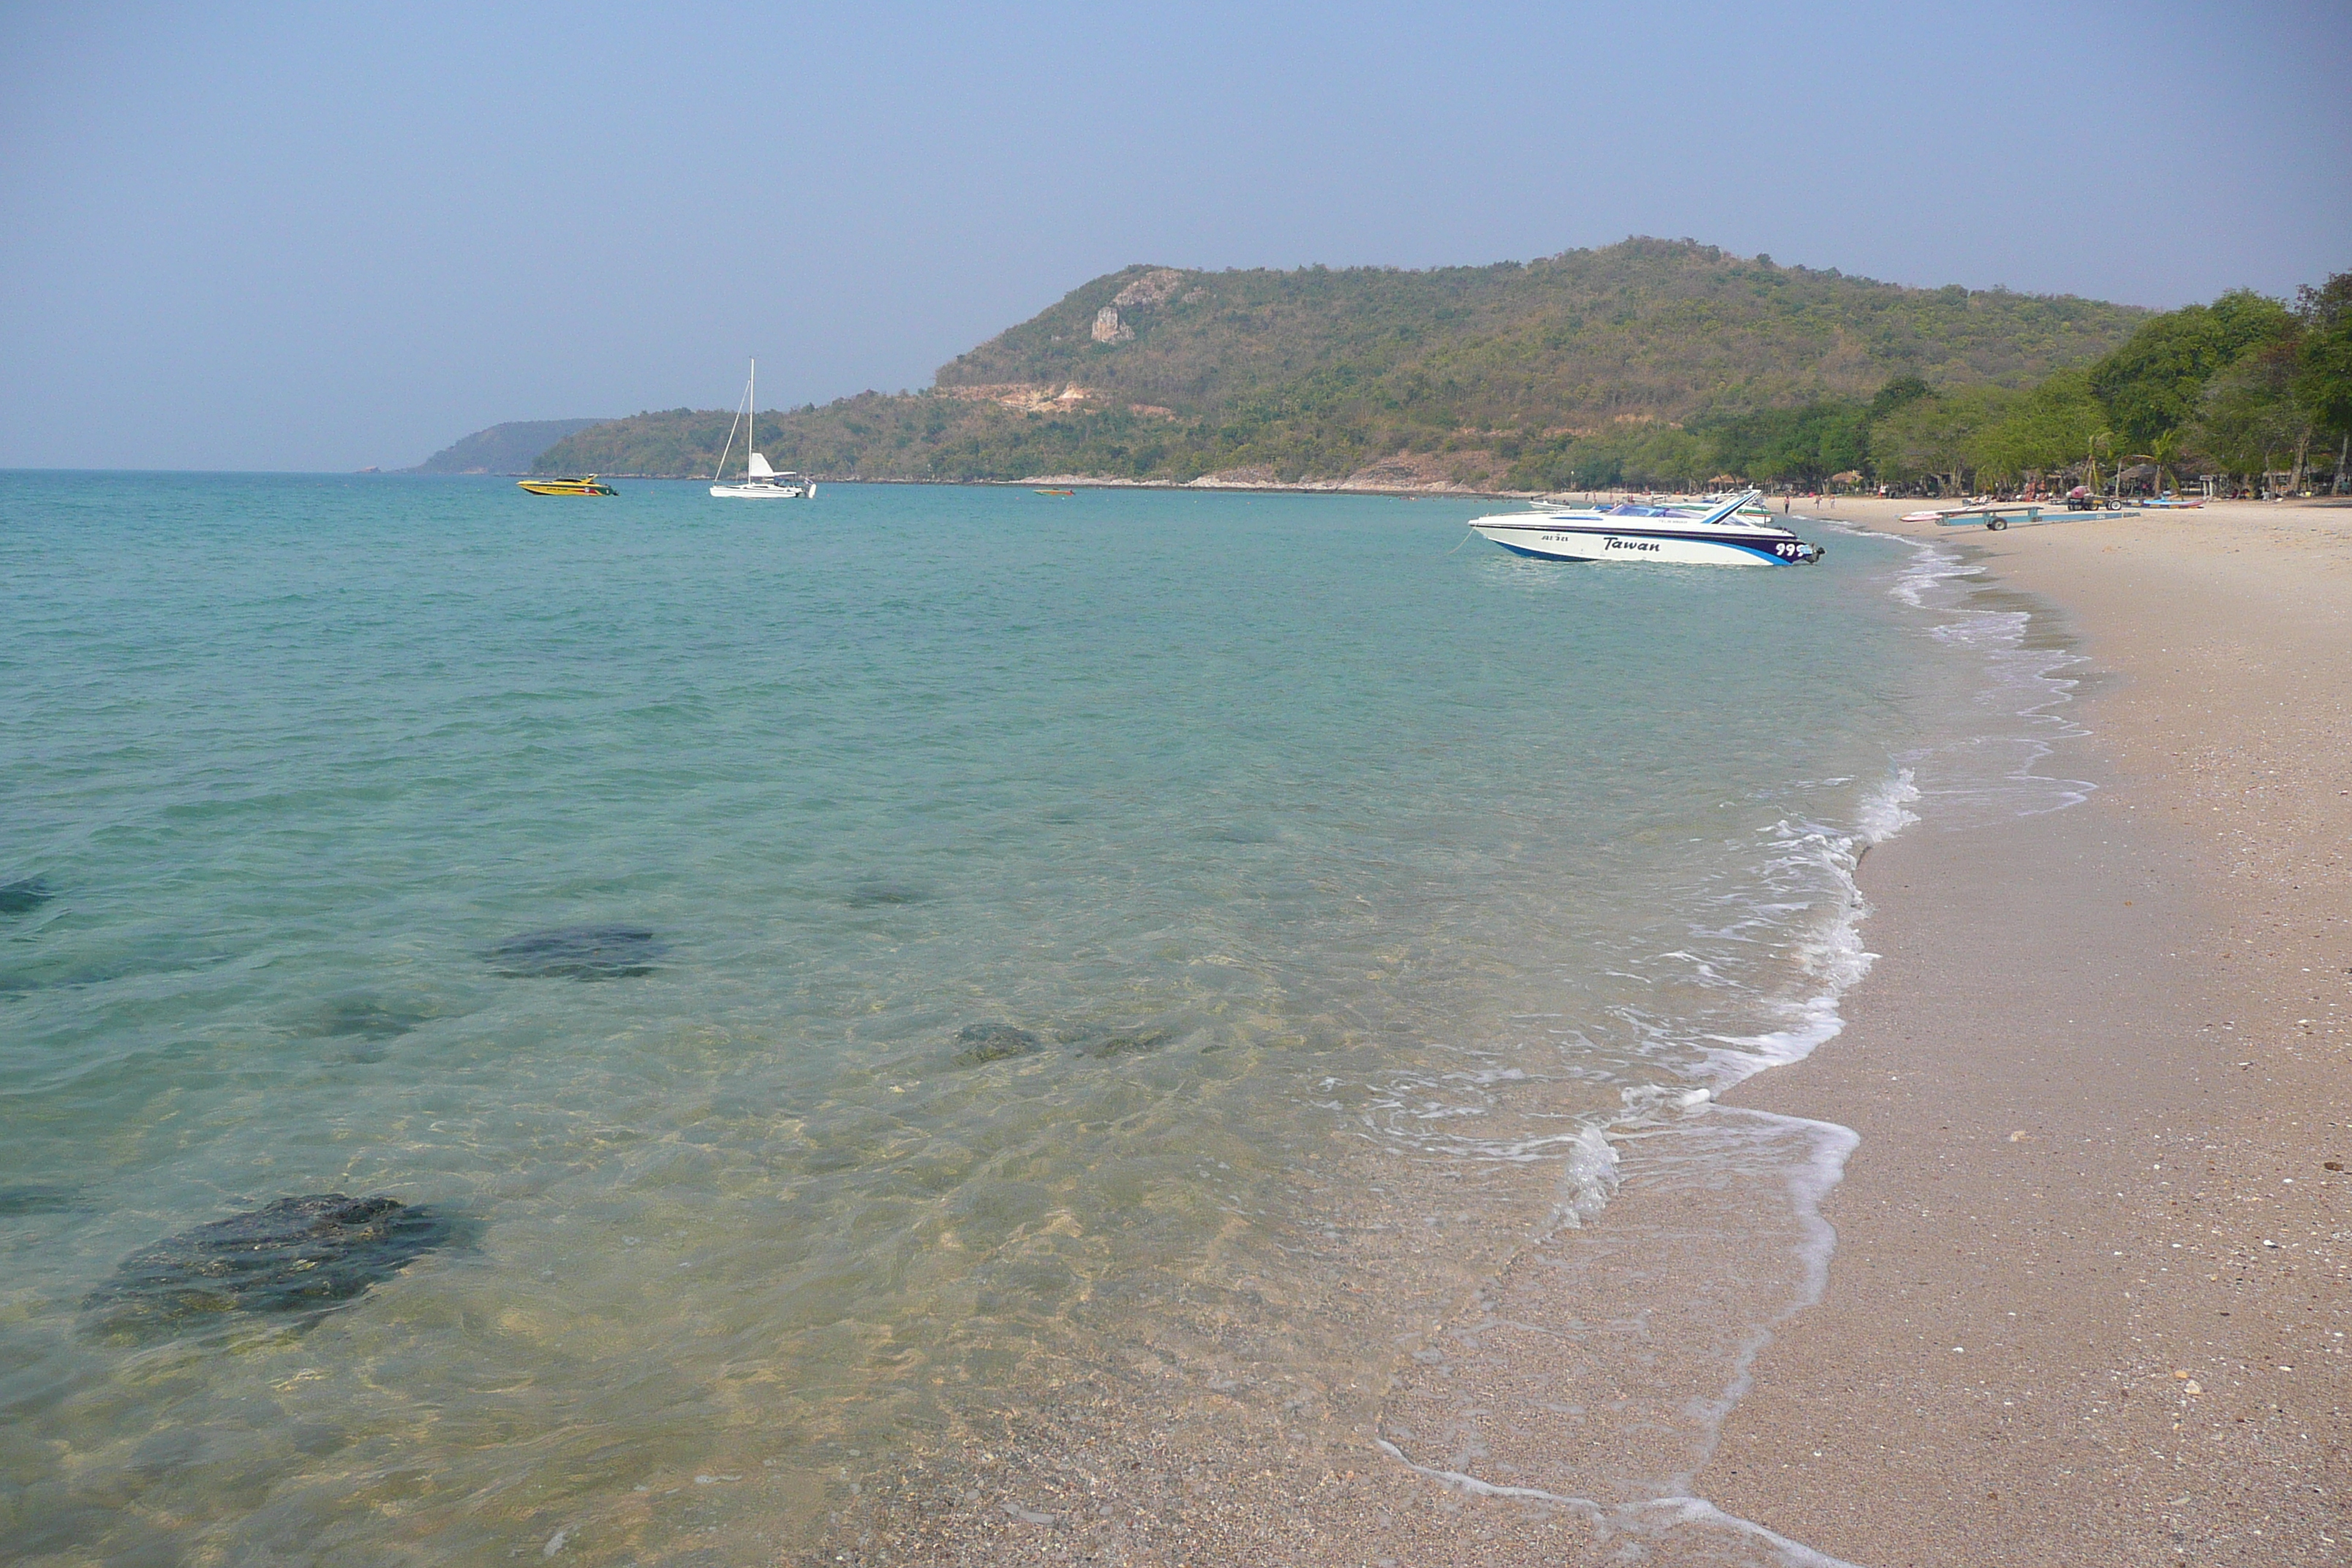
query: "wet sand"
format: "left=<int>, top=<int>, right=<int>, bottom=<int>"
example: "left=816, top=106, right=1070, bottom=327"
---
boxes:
left=803, top=497, right=2351, bottom=1566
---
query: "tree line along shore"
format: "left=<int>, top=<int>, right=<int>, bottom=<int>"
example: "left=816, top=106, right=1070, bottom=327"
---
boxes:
left=510, top=239, right=2349, bottom=499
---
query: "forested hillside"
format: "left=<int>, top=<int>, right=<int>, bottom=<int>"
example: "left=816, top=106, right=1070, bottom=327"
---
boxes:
left=540, top=238, right=2151, bottom=489
left=407, top=418, right=609, bottom=474
left=1833, top=275, right=2352, bottom=497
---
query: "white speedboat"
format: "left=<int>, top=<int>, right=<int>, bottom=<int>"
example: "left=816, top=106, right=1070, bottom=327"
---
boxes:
left=1466, top=490, right=1823, bottom=567
left=709, top=358, right=815, bottom=500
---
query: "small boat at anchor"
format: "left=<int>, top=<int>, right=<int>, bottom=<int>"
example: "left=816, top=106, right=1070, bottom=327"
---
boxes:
left=1033, top=488, right=1076, bottom=497
left=517, top=475, right=617, bottom=497
left=709, top=358, right=814, bottom=500
left=1465, top=490, right=1823, bottom=567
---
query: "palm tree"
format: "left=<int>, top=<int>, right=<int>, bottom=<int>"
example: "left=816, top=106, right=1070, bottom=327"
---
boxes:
left=2085, top=429, right=2115, bottom=495
left=2130, top=429, right=2184, bottom=496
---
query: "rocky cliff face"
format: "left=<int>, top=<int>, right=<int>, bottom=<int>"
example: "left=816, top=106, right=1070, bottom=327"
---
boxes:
left=1090, top=268, right=1186, bottom=343
left=1112, top=268, right=1186, bottom=308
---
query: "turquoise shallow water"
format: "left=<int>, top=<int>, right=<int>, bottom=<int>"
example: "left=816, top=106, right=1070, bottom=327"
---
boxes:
left=0, top=474, right=1956, bottom=1560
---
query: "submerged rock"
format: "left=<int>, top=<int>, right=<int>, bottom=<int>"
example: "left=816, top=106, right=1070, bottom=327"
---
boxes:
left=484, top=924, right=665, bottom=979
left=845, top=881, right=929, bottom=908
left=0, top=943, right=230, bottom=999
left=83, top=1194, right=456, bottom=1340
left=0, top=876, right=54, bottom=915
left=0, top=1183, right=79, bottom=1216
left=1068, top=1028, right=1175, bottom=1060
left=298, top=996, right=433, bottom=1040
left=950, top=1021, right=1180, bottom=1065
left=953, top=1023, right=1041, bottom=1065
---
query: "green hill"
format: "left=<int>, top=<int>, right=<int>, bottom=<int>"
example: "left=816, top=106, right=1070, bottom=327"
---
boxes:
left=539, top=239, right=2149, bottom=489
left=408, top=418, right=611, bottom=474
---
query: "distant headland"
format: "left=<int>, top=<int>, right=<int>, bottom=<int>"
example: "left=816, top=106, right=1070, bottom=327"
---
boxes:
left=404, top=418, right=611, bottom=476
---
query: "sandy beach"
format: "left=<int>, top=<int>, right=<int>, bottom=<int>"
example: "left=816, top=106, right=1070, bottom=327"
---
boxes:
left=799, top=496, right=2348, bottom=1567
left=1699, top=496, right=2352, bottom=1564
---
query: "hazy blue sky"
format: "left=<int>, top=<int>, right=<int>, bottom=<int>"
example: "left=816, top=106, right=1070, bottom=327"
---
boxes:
left=3, top=1, right=2344, bottom=470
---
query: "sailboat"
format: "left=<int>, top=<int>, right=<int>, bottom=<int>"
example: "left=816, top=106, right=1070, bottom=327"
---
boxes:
left=709, top=358, right=815, bottom=500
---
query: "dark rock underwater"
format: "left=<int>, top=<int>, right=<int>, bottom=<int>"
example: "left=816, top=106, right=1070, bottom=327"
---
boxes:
left=483, top=924, right=666, bottom=979
left=83, top=1194, right=459, bottom=1340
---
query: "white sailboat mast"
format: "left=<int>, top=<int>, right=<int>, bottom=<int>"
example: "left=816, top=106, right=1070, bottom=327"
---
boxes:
left=747, top=357, right=755, bottom=478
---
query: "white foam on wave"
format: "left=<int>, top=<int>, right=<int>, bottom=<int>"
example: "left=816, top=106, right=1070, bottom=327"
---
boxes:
left=1375, top=527, right=2084, bottom=1560
left=1697, top=765, right=1915, bottom=1088
left=1856, top=764, right=1924, bottom=843
left=1374, top=1423, right=1867, bottom=1567
left=1346, top=753, right=1921, bottom=1240
left=1666, top=1109, right=1861, bottom=1471
left=1368, top=750, right=1914, bottom=1556
left=1548, top=1122, right=1622, bottom=1229
left=1870, top=526, right=2097, bottom=823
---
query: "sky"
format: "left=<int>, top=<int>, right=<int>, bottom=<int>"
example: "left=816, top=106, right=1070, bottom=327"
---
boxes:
left=1, top=0, right=2345, bottom=471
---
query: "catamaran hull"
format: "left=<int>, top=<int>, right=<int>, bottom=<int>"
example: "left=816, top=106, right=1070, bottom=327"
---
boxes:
left=709, top=481, right=815, bottom=499
left=1470, top=521, right=1820, bottom=567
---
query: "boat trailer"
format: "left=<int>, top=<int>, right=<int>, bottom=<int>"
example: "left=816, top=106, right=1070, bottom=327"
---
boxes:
left=1929, top=500, right=2140, bottom=530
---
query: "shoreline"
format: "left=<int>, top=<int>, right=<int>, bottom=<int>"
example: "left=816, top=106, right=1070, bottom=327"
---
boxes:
left=1702, top=497, right=2351, bottom=1564
left=799, top=497, right=2348, bottom=1566
left=291, top=467, right=2352, bottom=519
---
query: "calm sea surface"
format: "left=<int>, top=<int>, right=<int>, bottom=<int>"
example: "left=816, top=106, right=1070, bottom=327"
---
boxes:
left=0, top=475, right=1986, bottom=1561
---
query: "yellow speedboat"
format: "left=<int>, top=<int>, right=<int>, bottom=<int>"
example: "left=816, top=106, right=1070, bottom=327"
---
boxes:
left=517, top=475, right=617, bottom=496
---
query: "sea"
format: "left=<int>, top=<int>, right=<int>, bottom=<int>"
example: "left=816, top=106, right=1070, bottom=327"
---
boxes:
left=0, top=474, right=2084, bottom=1564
